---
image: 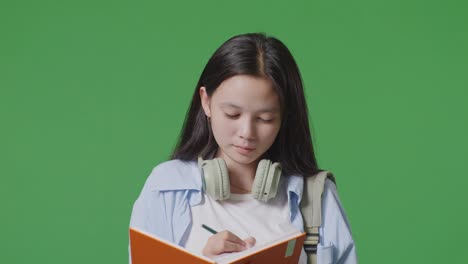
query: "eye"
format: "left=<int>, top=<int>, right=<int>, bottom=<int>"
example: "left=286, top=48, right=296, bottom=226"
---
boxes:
left=257, top=117, right=273, bottom=123
left=225, top=113, right=240, bottom=119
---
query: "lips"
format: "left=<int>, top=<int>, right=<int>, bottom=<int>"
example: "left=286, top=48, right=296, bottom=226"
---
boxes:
left=234, top=145, right=255, bottom=155
left=234, top=145, right=255, bottom=150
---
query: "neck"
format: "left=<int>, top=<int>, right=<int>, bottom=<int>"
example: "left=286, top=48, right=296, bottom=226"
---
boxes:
left=228, top=161, right=257, bottom=194
left=215, top=150, right=258, bottom=194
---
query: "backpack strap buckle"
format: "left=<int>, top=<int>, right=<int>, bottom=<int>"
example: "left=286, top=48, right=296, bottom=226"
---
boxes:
left=303, top=226, right=319, bottom=253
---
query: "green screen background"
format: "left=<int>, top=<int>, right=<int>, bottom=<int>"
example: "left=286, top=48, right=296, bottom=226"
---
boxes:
left=1, top=0, right=467, bottom=263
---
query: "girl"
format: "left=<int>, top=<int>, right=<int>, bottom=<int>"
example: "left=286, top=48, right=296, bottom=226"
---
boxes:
left=129, top=33, right=357, bottom=263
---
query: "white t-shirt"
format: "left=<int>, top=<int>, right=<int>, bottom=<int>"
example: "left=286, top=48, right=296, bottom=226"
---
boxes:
left=184, top=181, right=307, bottom=263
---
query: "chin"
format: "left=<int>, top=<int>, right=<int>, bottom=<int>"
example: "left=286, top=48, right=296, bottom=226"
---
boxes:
left=231, top=151, right=261, bottom=165
left=217, top=146, right=262, bottom=164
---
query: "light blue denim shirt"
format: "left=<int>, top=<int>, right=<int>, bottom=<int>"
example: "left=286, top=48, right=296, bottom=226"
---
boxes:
left=129, top=159, right=357, bottom=263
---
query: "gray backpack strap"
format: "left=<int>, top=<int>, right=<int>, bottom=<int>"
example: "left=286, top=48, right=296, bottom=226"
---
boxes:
left=300, top=170, right=336, bottom=264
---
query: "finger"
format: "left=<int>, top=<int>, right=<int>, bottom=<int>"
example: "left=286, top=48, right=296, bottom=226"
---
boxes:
left=244, top=237, right=256, bottom=248
left=222, top=240, right=247, bottom=253
left=220, top=231, right=246, bottom=246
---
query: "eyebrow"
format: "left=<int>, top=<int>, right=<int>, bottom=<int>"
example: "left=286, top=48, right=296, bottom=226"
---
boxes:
left=219, top=102, right=280, bottom=113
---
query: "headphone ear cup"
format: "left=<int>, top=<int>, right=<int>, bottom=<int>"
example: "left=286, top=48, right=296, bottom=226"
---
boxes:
left=215, top=158, right=230, bottom=200
left=252, top=160, right=282, bottom=202
left=198, top=157, right=230, bottom=201
left=251, top=159, right=266, bottom=200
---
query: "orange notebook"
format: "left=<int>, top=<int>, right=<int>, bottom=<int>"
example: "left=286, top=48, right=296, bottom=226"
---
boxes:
left=130, top=227, right=306, bottom=264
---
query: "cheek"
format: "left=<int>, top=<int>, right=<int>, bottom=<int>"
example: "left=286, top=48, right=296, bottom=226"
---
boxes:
left=259, top=125, right=281, bottom=143
left=211, top=117, right=235, bottom=140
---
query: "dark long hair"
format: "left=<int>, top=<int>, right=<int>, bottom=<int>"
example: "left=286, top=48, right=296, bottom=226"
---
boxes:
left=170, top=33, right=320, bottom=177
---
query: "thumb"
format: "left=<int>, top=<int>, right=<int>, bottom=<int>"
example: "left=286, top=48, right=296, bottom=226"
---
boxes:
left=243, top=237, right=256, bottom=248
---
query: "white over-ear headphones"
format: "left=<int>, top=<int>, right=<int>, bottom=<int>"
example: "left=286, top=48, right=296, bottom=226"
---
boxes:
left=197, top=156, right=282, bottom=202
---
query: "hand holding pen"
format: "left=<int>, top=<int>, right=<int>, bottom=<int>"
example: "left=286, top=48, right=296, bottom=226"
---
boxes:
left=201, top=224, right=256, bottom=258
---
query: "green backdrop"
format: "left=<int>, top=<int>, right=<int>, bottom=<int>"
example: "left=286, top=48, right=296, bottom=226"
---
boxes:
left=1, top=0, right=467, bottom=263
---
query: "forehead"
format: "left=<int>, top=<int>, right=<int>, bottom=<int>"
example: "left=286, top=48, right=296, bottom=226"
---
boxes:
left=211, top=75, right=280, bottom=112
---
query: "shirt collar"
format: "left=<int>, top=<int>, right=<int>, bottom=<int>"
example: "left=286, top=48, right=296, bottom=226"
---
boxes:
left=286, top=174, right=304, bottom=204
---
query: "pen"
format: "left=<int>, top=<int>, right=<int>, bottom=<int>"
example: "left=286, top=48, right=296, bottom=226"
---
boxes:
left=202, top=224, right=218, bottom=234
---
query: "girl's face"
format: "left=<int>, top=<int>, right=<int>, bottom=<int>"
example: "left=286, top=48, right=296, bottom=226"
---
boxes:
left=200, top=75, right=282, bottom=166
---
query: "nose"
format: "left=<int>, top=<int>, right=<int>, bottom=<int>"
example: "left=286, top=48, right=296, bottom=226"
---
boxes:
left=238, top=118, right=255, bottom=140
